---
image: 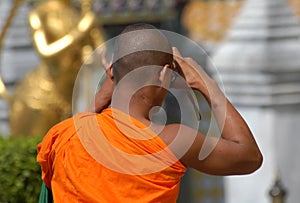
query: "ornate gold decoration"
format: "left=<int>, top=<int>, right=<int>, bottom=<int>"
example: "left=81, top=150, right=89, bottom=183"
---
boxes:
left=182, top=0, right=300, bottom=43
left=289, top=0, right=300, bottom=16
left=182, top=0, right=242, bottom=43
left=0, top=0, right=104, bottom=136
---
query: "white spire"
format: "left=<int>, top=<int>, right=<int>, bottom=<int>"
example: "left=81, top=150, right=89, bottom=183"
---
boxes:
left=212, top=0, right=300, bottom=106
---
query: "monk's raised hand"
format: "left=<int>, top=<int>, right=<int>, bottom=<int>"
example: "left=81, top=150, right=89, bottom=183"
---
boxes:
left=172, top=47, right=215, bottom=96
left=89, top=49, right=114, bottom=113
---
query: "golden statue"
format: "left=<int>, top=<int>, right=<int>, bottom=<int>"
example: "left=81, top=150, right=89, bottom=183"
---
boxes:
left=0, top=0, right=104, bottom=136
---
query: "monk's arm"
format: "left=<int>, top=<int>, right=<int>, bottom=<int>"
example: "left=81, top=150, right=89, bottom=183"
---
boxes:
left=90, top=62, right=114, bottom=113
left=172, top=47, right=263, bottom=175
left=90, top=76, right=114, bottom=113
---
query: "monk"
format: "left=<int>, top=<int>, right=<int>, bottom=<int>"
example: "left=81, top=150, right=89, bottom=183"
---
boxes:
left=37, top=24, right=263, bottom=202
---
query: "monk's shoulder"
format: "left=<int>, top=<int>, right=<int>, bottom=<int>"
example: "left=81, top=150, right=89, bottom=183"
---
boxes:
left=40, top=116, right=75, bottom=147
left=49, top=116, right=75, bottom=134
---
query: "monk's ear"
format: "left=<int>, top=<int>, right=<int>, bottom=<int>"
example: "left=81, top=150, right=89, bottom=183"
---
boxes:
left=106, top=64, right=114, bottom=80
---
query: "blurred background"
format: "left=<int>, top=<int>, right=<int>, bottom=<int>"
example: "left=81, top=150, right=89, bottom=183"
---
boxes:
left=0, top=0, right=300, bottom=202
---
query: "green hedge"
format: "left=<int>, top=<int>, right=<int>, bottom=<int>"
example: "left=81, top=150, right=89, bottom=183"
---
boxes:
left=0, top=135, right=43, bottom=203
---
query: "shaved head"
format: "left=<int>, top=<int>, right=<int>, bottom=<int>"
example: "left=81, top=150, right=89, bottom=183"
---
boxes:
left=113, top=23, right=173, bottom=83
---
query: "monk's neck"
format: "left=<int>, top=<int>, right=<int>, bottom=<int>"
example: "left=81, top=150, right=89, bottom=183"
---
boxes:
left=112, top=98, right=152, bottom=124
left=112, top=85, right=161, bottom=124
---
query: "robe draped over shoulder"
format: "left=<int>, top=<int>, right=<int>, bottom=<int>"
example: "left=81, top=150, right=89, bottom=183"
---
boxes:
left=37, top=108, right=186, bottom=203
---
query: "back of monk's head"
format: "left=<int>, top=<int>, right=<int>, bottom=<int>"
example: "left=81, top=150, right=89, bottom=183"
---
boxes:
left=113, top=23, right=173, bottom=83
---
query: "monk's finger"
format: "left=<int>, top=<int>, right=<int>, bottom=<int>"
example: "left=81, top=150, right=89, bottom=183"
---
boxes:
left=172, top=48, right=190, bottom=69
left=108, top=53, right=114, bottom=67
left=172, top=47, right=182, bottom=58
left=106, top=64, right=113, bottom=79
left=172, top=60, right=185, bottom=78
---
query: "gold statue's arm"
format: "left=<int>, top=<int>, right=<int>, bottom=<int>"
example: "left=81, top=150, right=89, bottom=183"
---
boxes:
left=29, top=11, right=95, bottom=58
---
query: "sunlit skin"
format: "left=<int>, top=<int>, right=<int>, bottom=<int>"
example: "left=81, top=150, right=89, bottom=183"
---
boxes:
left=93, top=26, right=263, bottom=176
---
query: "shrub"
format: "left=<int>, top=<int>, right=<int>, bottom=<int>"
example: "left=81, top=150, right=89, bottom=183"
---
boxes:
left=0, top=135, right=43, bottom=203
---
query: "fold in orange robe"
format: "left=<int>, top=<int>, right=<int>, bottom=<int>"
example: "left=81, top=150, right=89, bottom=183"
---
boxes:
left=37, top=108, right=186, bottom=202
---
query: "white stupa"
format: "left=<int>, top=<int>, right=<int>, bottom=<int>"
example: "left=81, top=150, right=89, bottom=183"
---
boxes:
left=212, top=0, right=300, bottom=202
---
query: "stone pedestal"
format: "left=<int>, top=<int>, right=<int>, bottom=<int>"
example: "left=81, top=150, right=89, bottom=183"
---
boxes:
left=211, top=0, right=300, bottom=202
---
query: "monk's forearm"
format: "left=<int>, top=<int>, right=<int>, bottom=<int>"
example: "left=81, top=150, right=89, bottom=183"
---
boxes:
left=195, top=80, right=255, bottom=144
left=195, top=80, right=262, bottom=168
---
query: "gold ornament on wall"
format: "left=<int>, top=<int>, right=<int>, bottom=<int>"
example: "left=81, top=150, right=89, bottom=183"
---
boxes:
left=182, top=0, right=300, bottom=44
left=182, top=0, right=242, bottom=43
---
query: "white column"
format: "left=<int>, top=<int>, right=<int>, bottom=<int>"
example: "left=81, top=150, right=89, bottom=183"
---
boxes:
left=211, top=0, right=300, bottom=202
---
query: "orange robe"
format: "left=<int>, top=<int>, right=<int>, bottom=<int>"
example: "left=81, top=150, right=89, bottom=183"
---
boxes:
left=37, top=108, right=186, bottom=202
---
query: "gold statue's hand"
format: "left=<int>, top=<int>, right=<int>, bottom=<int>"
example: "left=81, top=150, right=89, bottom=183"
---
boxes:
left=78, top=11, right=95, bottom=32
left=69, top=12, right=96, bottom=41
left=29, top=10, right=96, bottom=58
